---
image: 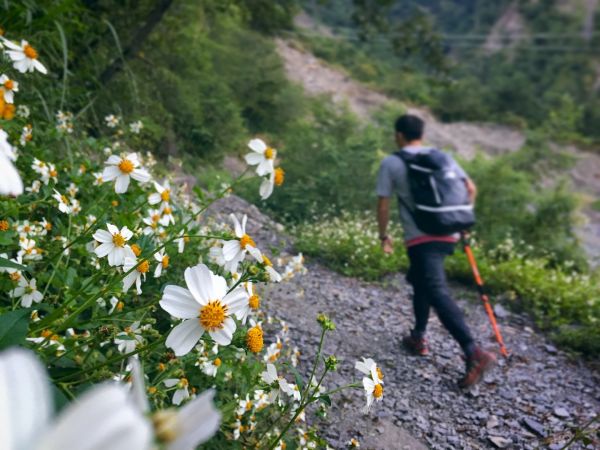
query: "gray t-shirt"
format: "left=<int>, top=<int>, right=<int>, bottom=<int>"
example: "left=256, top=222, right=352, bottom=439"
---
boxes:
left=376, top=146, right=468, bottom=243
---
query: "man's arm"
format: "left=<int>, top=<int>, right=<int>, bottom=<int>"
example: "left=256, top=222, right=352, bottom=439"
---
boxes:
left=377, top=196, right=393, bottom=254
left=465, top=178, right=477, bottom=204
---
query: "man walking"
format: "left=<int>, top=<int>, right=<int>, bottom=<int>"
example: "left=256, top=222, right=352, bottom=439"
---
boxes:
left=376, top=114, right=496, bottom=388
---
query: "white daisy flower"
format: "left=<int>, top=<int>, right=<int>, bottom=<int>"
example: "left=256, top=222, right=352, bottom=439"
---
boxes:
left=92, top=171, right=104, bottom=186
left=16, top=105, right=30, bottom=118
left=0, top=131, right=22, bottom=196
left=200, top=358, right=221, bottom=378
left=122, top=257, right=150, bottom=294
left=222, top=214, right=259, bottom=273
left=236, top=394, right=254, bottom=416
left=142, top=209, right=162, bottom=235
left=92, top=224, right=135, bottom=266
left=244, top=138, right=276, bottom=176
left=148, top=180, right=171, bottom=209
left=1, top=348, right=153, bottom=450
left=104, top=114, right=119, bottom=128
left=10, top=277, right=43, bottom=307
left=159, top=263, right=248, bottom=355
left=26, top=180, right=41, bottom=194
left=153, top=250, right=170, bottom=278
left=0, top=74, right=18, bottom=103
left=129, top=120, right=143, bottom=134
left=102, top=153, right=150, bottom=194
left=355, top=358, right=384, bottom=413
left=164, top=378, right=190, bottom=406
left=159, top=205, right=175, bottom=226
left=114, top=321, right=144, bottom=354
left=18, top=238, right=42, bottom=261
left=249, top=249, right=282, bottom=283
left=1, top=39, right=47, bottom=74
left=52, top=190, right=71, bottom=214
left=129, top=358, right=221, bottom=450
left=19, top=125, right=33, bottom=146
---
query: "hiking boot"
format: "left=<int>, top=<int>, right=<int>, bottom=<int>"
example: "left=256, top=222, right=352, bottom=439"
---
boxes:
left=402, top=334, right=429, bottom=356
left=458, top=347, right=497, bottom=388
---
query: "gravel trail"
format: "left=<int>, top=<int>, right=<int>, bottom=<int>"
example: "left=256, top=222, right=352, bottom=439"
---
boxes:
left=263, top=262, right=599, bottom=449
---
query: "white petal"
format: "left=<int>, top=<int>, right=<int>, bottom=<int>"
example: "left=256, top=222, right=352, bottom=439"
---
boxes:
left=0, top=152, right=24, bottom=196
left=160, top=285, right=201, bottom=319
left=131, top=168, right=150, bottom=183
left=32, top=59, right=47, bottom=75
left=101, top=165, right=120, bottom=181
left=210, top=272, right=228, bottom=300
left=148, top=193, right=161, bottom=205
left=122, top=271, right=138, bottom=292
left=0, top=348, right=52, bottom=450
left=230, top=213, right=243, bottom=237
left=166, top=320, right=204, bottom=356
left=222, top=288, right=249, bottom=314
left=259, top=177, right=274, bottom=200
left=163, top=378, right=179, bottom=388
left=172, top=389, right=189, bottom=406
left=248, top=138, right=267, bottom=153
left=37, top=384, right=153, bottom=450
left=208, top=318, right=235, bottom=346
left=93, top=229, right=113, bottom=243
left=222, top=241, right=242, bottom=261
left=168, top=390, right=221, bottom=450
left=106, top=224, right=119, bottom=235
left=256, top=159, right=274, bottom=177
left=244, top=152, right=264, bottom=166
left=129, top=358, right=149, bottom=413
left=106, top=155, right=121, bottom=165
left=120, top=227, right=133, bottom=240
left=115, top=175, right=130, bottom=193
left=184, top=264, right=213, bottom=304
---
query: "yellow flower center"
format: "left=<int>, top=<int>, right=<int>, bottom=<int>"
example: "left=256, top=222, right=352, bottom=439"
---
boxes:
left=112, top=232, right=126, bottom=247
left=239, top=234, right=255, bottom=249
left=60, top=195, right=68, bottom=204
left=246, top=326, right=263, bottom=353
left=162, top=255, right=170, bottom=268
left=161, top=189, right=170, bottom=202
left=214, top=357, right=222, bottom=367
left=376, top=367, right=384, bottom=380
left=41, top=329, right=53, bottom=338
left=151, top=214, right=160, bottom=222
left=179, top=377, right=189, bottom=387
left=274, top=167, right=285, bottom=186
left=246, top=401, right=253, bottom=411
left=24, top=44, right=38, bottom=59
left=118, top=158, right=134, bottom=174
left=373, top=383, right=383, bottom=399
left=137, top=260, right=150, bottom=273
left=44, top=222, right=52, bottom=231
left=152, top=409, right=179, bottom=444
left=148, top=386, right=157, bottom=394
left=9, top=272, right=21, bottom=281
left=2, top=104, right=15, bottom=120
left=163, top=207, right=172, bottom=215
left=0, top=220, right=9, bottom=231
left=3, top=79, right=14, bottom=90
left=116, top=301, right=124, bottom=311
left=262, top=255, right=273, bottom=267
left=158, top=362, right=166, bottom=371
left=264, top=147, right=274, bottom=160
left=248, top=294, right=260, bottom=310
left=131, top=244, right=142, bottom=256
left=111, top=200, right=119, bottom=207
left=199, top=300, right=227, bottom=331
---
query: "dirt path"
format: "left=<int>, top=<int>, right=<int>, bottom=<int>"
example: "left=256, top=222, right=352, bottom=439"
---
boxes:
left=264, top=262, right=599, bottom=450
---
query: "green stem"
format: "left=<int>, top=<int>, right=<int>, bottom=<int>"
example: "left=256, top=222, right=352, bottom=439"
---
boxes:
left=301, top=328, right=326, bottom=402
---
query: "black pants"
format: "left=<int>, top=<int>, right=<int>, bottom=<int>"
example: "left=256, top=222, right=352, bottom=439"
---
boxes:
left=406, top=241, right=475, bottom=356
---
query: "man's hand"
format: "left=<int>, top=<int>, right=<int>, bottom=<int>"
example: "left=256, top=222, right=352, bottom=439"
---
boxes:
left=381, top=236, right=394, bottom=254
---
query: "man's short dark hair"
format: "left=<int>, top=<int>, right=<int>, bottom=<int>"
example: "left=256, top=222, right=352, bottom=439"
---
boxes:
left=395, top=114, right=424, bottom=141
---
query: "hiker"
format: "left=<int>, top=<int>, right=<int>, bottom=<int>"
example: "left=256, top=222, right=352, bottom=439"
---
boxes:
left=375, top=114, right=496, bottom=388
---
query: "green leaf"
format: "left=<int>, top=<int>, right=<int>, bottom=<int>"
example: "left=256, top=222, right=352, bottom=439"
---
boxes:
left=319, top=394, right=332, bottom=406
left=0, top=309, right=30, bottom=350
left=0, top=256, right=26, bottom=271
left=0, top=231, right=16, bottom=246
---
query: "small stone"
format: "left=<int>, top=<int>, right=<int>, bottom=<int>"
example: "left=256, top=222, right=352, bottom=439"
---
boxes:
left=553, top=407, right=570, bottom=418
left=487, top=415, right=500, bottom=429
left=488, top=436, right=512, bottom=448
left=494, top=304, right=509, bottom=318
left=522, top=417, right=546, bottom=437
left=544, top=344, right=558, bottom=354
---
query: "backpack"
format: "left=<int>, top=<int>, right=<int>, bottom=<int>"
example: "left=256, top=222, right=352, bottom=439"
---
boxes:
left=394, top=149, right=476, bottom=235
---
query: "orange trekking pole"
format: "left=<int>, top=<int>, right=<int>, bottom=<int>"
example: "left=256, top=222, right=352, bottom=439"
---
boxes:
left=461, top=232, right=509, bottom=358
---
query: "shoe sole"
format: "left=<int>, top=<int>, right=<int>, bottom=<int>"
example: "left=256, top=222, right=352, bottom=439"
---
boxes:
left=459, top=354, right=497, bottom=388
